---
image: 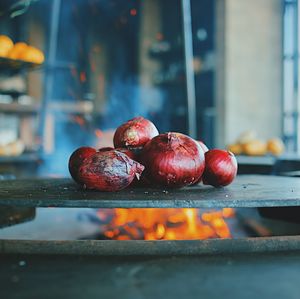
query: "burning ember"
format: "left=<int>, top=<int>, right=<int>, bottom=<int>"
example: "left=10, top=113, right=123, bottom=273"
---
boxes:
left=96, top=208, right=235, bottom=240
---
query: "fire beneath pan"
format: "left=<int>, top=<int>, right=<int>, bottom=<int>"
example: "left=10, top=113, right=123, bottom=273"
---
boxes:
left=95, top=208, right=235, bottom=240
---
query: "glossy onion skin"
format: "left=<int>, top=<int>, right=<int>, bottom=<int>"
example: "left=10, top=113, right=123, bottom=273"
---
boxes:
left=68, top=147, right=97, bottom=183
left=140, top=132, right=205, bottom=188
left=78, top=150, right=144, bottom=191
left=113, top=116, right=159, bottom=148
left=202, top=149, right=238, bottom=187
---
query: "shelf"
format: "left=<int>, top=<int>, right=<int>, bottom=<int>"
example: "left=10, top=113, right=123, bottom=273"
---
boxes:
left=0, top=102, right=40, bottom=114
left=0, top=57, right=42, bottom=76
left=48, top=101, right=94, bottom=114
left=0, top=153, right=42, bottom=164
left=236, top=155, right=276, bottom=166
left=0, top=90, right=25, bottom=98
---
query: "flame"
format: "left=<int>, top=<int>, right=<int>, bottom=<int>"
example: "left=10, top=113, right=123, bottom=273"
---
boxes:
left=98, top=208, right=235, bottom=240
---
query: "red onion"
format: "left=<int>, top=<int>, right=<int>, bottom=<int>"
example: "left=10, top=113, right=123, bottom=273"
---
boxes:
left=68, top=147, right=96, bottom=183
left=140, top=132, right=205, bottom=188
left=113, top=116, right=159, bottom=148
left=116, top=147, right=151, bottom=187
left=78, top=150, right=144, bottom=191
left=202, top=149, right=238, bottom=187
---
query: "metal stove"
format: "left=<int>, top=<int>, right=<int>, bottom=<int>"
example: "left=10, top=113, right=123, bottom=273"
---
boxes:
left=1, top=174, right=300, bottom=299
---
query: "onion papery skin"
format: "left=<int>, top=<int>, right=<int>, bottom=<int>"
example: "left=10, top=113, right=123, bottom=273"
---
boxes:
left=78, top=150, right=144, bottom=191
left=140, top=132, right=205, bottom=188
left=98, top=147, right=137, bottom=160
left=202, top=149, right=238, bottom=187
left=68, top=147, right=97, bottom=184
left=115, top=147, right=137, bottom=160
left=97, top=147, right=141, bottom=187
left=113, top=116, right=159, bottom=148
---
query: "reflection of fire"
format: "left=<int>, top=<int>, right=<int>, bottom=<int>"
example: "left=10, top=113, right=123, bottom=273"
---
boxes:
left=80, top=71, right=87, bottom=83
left=94, top=129, right=103, bottom=138
left=97, top=208, right=235, bottom=240
left=72, top=115, right=86, bottom=127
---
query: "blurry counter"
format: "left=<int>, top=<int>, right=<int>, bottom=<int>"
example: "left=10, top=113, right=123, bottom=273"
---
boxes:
left=0, top=153, right=42, bottom=179
left=237, top=154, right=300, bottom=175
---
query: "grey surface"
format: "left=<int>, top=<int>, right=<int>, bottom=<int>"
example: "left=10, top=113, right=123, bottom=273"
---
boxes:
left=0, top=208, right=100, bottom=240
left=0, top=175, right=299, bottom=208
left=237, top=155, right=276, bottom=165
left=1, top=236, right=300, bottom=256
left=1, top=250, right=300, bottom=299
left=0, top=207, right=35, bottom=228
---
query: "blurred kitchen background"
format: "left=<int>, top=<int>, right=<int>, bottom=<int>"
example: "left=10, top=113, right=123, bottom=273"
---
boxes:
left=0, top=0, right=299, bottom=178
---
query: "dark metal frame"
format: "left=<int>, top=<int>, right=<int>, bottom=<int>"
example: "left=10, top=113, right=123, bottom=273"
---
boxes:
left=283, top=0, right=300, bottom=152
left=2, top=236, right=300, bottom=255
left=39, top=0, right=61, bottom=153
left=181, top=0, right=197, bottom=138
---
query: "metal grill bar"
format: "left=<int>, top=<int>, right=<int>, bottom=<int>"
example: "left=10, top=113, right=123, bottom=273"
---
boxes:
left=2, top=236, right=300, bottom=256
left=0, top=175, right=299, bottom=208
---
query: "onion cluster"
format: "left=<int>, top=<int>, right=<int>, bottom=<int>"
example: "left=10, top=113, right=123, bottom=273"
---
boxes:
left=68, top=116, right=238, bottom=191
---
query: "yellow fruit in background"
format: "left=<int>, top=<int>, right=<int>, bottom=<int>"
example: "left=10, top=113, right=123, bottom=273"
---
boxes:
left=227, top=143, right=243, bottom=155
left=0, top=35, right=14, bottom=57
left=8, top=42, right=28, bottom=60
left=267, top=138, right=285, bottom=156
left=237, top=130, right=257, bottom=145
left=20, top=46, right=44, bottom=64
left=243, top=140, right=267, bottom=156
left=0, top=140, right=25, bottom=157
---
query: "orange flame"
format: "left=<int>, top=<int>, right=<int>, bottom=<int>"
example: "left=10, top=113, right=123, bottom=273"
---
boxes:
left=98, top=208, right=235, bottom=240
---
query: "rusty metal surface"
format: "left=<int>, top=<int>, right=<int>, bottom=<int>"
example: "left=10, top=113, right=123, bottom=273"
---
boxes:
left=0, top=175, right=299, bottom=208
left=1, top=236, right=300, bottom=256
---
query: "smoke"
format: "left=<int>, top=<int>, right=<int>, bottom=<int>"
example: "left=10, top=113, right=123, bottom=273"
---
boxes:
left=100, top=76, right=165, bottom=129
left=37, top=0, right=169, bottom=177
left=39, top=79, right=166, bottom=177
